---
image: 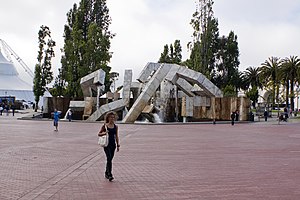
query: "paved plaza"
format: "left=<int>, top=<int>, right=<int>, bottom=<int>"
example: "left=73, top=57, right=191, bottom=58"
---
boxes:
left=0, top=113, right=300, bottom=199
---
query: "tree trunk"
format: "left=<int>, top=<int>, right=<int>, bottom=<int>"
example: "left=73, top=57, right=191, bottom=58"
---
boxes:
left=34, top=101, right=38, bottom=112
left=272, top=82, right=276, bottom=108
left=286, top=79, right=289, bottom=109
left=291, top=80, right=295, bottom=111
left=276, top=83, right=280, bottom=109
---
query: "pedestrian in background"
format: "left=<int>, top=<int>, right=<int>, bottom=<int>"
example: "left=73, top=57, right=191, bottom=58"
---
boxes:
left=235, top=110, right=239, bottom=121
left=11, top=104, right=15, bottom=116
left=67, top=109, right=72, bottom=122
left=0, top=104, right=3, bottom=115
left=231, top=111, right=236, bottom=126
left=53, top=109, right=60, bottom=131
left=264, top=110, right=268, bottom=121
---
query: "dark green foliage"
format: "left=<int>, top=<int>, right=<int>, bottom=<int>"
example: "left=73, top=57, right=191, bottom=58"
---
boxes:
left=61, top=0, right=114, bottom=98
left=158, top=40, right=182, bottom=64
left=33, top=64, right=42, bottom=105
left=214, top=31, right=240, bottom=89
left=159, top=45, right=171, bottom=63
left=187, top=16, right=219, bottom=79
left=50, top=68, right=66, bottom=97
left=187, top=0, right=219, bottom=79
left=187, top=0, right=241, bottom=89
left=245, top=86, right=259, bottom=108
left=242, top=66, right=262, bottom=90
left=222, top=85, right=236, bottom=97
left=33, top=25, right=56, bottom=111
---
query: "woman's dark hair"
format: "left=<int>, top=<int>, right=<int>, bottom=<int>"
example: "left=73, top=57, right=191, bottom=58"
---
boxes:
left=105, top=112, right=117, bottom=123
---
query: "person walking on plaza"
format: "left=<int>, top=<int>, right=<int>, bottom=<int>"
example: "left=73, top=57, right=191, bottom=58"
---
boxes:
left=53, top=109, right=60, bottom=131
left=264, top=109, right=268, bottom=121
left=67, top=109, right=72, bottom=122
left=11, top=104, right=15, bottom=116
left=98, top=112, right=120, bottom=181
left=231, top=111, right=236, bottom=126
left=235, top=110, right=239, bottom=121
left=0, top=104, right=3, bottom=115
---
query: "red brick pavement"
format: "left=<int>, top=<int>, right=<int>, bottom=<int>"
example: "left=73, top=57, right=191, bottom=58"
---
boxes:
left=1, top=116, right=300, bottom=199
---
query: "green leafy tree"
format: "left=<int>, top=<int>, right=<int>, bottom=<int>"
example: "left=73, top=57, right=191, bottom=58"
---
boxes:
left=61, top=0, right=114, bottom=97
left=187, top=0, right=241, bottom=90
left=172, top=40, right=182, bottom=64
left=158, top=45, right=171, bottom=63
left=33, top=25, right=56, bottom=111
left=50, top=68, right=66, bottom=97
left=158, top=40, right=182, bottom=64
left=222, top=85, right=236, bottom=97
left=246, top=86, right=259, bottom=108
left=187, top=0, right=219, bottom=79
left=214, top=31, right=240, bottom=91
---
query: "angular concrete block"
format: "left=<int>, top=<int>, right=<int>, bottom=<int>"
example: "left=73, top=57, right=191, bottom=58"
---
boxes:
left=122, top=69, right=132, bottom=106
left=176, top=78, right=194, bottom=97
left=174, top=66, right=222, bottom=98
left=137, top=62, right=161, bottom=83
left=87, top=99, right=125, bottom=121
left=165, top=65, right=180, bottom=83
left=93, top=69, right=106, bottom=85
left=80, top=69, right=106, bottom=97
left=123, top=64, right=171, bottom=123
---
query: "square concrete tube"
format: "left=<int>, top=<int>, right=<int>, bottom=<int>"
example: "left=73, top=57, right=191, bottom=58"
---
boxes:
left=80, top=69, right=106, bottom=97
left=175, top=66, right=222, bottom=97
left=93, top=70, right=106, bottom=85
left=137, top=62, right=161, bottom=83
left=176, top=78, right=195, bottom=97
left=122, top=69, right=132, bottom=106
left=87, top=99, right=126, bottom=121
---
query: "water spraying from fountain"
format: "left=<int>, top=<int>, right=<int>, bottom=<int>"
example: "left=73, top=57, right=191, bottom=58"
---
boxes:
left=153, top=113, right=162, bottom=123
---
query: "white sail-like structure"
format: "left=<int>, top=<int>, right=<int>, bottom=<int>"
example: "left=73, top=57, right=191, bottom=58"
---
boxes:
left=0, top=50, right=34, bottom=102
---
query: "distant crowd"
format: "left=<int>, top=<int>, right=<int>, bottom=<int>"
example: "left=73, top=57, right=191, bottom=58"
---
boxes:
left=0, top=103, right=15, bottom=116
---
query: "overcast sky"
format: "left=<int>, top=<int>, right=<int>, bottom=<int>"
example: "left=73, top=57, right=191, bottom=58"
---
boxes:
left=1, top=0, right=300, bottom=86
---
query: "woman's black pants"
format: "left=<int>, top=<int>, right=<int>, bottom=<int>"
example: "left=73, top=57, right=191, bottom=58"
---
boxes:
left=104, top=145, right=116, bottom=175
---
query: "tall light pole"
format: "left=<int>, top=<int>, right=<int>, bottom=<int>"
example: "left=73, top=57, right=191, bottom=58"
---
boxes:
left=109, top=72, right=119, bottom=92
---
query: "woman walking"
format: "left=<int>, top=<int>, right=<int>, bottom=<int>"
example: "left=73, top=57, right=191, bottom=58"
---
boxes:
left=98, top=112, right=120, bottom=181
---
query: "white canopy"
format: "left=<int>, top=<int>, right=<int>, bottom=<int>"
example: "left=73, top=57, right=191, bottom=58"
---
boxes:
left=0, top=50, right=32, bottom=90
left=0, top=50, right=34, bottom=101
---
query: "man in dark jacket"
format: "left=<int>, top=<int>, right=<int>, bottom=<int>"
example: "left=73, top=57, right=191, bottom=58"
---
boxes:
left=231, top=112, right=236, bottom=126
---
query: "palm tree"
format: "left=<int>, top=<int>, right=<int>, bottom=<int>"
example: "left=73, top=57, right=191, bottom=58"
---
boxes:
left=243, top=66, right=262, bottom=90
left=279, top=61, right=291, bottom=108
left=242, top=66, right=262, bottom=108
left=260, top=57, right=282, bottom=108
left=281, top=56, right=300, bottom=111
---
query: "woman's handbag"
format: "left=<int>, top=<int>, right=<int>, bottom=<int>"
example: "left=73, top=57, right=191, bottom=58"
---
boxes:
left=98, top=125, right=109, bottom=147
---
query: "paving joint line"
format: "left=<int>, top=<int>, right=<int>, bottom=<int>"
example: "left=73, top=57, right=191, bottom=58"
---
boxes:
left=18, top=149, right=103, bottom=200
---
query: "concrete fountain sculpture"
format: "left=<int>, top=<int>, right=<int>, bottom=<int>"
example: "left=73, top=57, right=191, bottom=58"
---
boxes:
left=73, top=62, right=250, bottom=123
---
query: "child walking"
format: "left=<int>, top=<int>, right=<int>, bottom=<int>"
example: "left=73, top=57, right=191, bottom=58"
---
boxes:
left=53, top=109, right=60, bottom=131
